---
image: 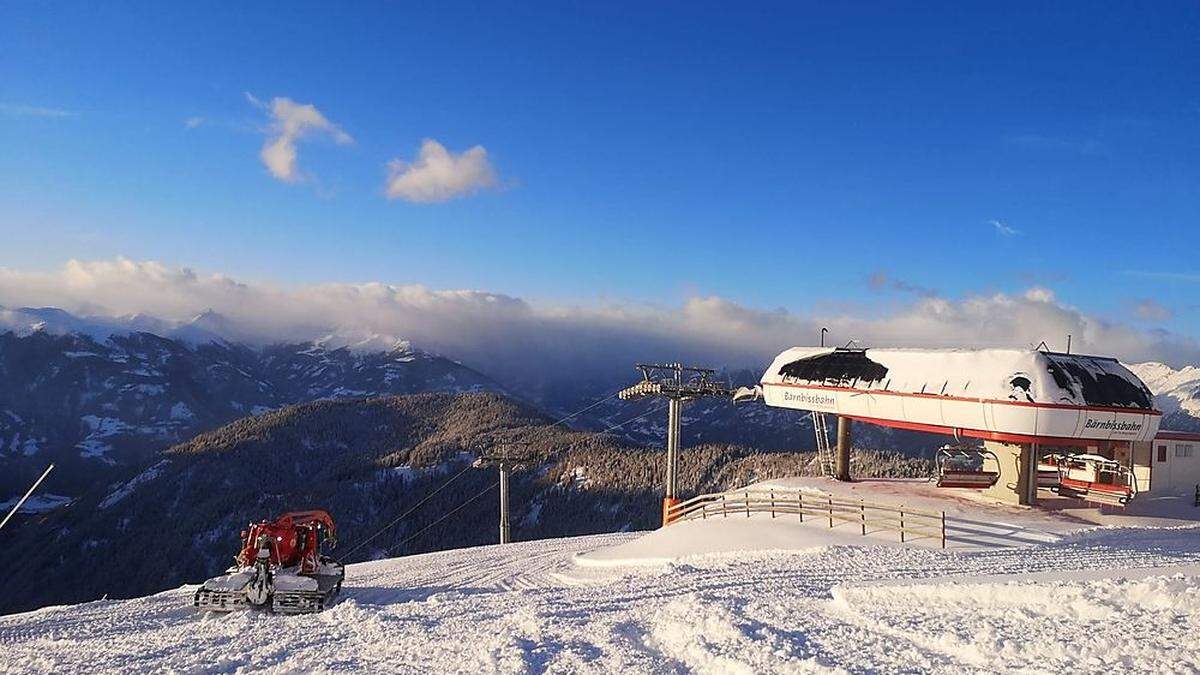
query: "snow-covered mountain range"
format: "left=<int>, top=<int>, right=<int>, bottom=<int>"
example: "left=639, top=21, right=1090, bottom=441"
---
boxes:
left=1127, top=362, right=1200, bottom=431
left=6, top=306, right=1200, bottom=507
left=0, top=317, right=504, bottom=500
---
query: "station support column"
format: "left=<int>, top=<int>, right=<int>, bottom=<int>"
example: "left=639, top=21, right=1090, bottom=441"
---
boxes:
left=981, top=441, right=1037, bottom=505
left=836, top=416, right=853, bottom=481
left=1023, top=444, right=1039, bottom=505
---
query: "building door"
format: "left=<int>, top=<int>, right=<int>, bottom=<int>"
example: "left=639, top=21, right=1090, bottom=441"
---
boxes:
left=1155, top=444, right=1169, bottom=494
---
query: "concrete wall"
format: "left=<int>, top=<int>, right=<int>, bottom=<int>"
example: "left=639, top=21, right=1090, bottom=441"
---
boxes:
left=981, top=441, right=1036, bottom=505
left=1130, top=441, right=1153, bottom=495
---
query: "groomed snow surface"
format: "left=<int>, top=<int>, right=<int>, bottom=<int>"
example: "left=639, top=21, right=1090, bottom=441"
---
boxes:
left=5, top=479, right=1200, bottom=674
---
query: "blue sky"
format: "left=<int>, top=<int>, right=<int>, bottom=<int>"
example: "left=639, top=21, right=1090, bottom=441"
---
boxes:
left=1, top=2, right=1198, bottom=335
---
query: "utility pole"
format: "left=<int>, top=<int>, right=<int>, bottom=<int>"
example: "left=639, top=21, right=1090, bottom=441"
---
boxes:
left=475, top=442, right=533, bottom=544
left=618, top=363, right=733, bottom=527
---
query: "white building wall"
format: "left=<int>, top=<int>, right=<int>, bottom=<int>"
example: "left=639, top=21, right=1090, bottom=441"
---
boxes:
left=1150, top=439, right=1200, bottom=495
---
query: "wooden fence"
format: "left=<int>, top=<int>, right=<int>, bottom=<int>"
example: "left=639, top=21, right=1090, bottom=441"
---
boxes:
left=665, top=488, right=947, bottom=548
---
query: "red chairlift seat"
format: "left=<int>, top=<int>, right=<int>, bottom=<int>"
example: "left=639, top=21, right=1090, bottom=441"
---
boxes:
left=1036, top=453, right=1067, bottom=488
left=1053, top=454, right=1135, bottom=506
left=938, top=470, right=1001, bottom=489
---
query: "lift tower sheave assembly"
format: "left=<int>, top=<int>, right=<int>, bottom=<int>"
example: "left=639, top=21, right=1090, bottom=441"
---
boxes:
left=618, top=363, right=733, bottom=527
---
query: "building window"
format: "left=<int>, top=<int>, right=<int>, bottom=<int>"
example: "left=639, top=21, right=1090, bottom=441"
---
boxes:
left=1176, top=444, right=1194, bottom=458
left=1158, top=445, right=1168, bottom=462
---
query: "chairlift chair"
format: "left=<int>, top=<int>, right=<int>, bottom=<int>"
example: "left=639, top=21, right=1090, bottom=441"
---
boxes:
left=1054, top=454, right=1135, bottom=506
left=1036, top=452, right=1067, bottom=488
left=934, top=445, right=1001, bottom=489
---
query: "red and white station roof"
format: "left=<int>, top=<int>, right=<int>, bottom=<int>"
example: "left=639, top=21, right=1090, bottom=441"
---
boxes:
left=759, top=347, right=1161, bottom=445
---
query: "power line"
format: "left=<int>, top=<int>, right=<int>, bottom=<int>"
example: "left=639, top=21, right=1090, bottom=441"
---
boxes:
left=342, top=463, right=475, bottom=558
left=384, top=481, right=499, bottom=556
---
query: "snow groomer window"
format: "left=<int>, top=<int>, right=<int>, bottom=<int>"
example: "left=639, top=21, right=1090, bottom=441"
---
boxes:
left=1176, top=444, right=1195, bottom=458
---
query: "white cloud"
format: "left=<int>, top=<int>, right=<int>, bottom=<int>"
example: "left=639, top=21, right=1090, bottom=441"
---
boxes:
left=0, top=103, right=77, bottom=119
left=184, top=116, right=205, bottom=129
left=1023, top=287, right=1055, bottom=303
left=989, top=219, right=1021, bottom=237
left=248, top=95, right=352, bottom=182
left=1, top=259, right=1198, bottom=384
left=385, top=139, right=499, bottom=203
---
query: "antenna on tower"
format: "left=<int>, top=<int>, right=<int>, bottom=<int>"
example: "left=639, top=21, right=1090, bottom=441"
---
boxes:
left=617, top=363, right=733, bottom=527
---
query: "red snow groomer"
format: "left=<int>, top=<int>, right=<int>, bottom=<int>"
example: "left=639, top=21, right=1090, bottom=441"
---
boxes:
left=193, top=510, right=345, bottom=614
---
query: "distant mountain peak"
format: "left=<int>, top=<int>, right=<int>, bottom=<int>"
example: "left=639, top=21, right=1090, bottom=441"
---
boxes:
left=1127, top=361, right=1200, bottom=419
left=0, top=306, right=135, bottom=341
left=314, top=328, right=415, bottom=355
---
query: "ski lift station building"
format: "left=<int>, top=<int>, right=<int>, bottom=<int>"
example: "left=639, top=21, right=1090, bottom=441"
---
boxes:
left=757, top=346, right=1200, bottom=505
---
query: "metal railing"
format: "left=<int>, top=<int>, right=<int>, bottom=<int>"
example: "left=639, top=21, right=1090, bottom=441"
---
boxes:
left=665, top=488, right=947, bottom=548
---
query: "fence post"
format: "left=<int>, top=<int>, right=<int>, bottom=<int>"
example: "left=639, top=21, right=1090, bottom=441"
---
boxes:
left=701, top=498, right=707, bottom=520
left=721, top=493, right=728, bottom=519
left=746, top=491, right=751, bottom=518
left=798, top=491, right=804, bottom=523
left=770, top=491, right=776, bottom=518
left=899, top=506, right=905, bottom=543
left=859, top=500, right=866, bottom=536
left=827, top=496, right=833, bottom=528
left=941, top=511, right=946, bottom=549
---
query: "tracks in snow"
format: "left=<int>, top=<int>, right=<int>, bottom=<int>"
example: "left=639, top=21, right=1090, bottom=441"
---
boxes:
left=6, top=525, right=1200, bottom=673
left=344, top=532, right=640, bottom=598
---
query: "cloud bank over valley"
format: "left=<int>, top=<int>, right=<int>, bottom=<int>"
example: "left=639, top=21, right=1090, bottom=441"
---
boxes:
left=0, top=259, right=1196, bottom=389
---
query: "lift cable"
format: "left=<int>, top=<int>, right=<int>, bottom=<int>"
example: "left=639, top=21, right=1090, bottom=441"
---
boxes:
left=345, top=390, right=638, bottom=559
left=383, top=481, right=499, bottom=556
left=377, top=402, right=668, bottom=558
left=597, top=400, right=669, bottom=436
left=341, top=463, right=475, bottom=558
left=545, top=391, right=622, bottom=429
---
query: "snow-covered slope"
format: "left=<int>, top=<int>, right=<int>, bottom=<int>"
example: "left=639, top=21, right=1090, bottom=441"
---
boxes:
left=4, top=511, right=1200, bottom=674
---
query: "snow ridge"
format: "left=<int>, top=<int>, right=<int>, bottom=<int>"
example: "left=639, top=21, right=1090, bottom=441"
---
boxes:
left=1127, top=361, right=1200, bottom=417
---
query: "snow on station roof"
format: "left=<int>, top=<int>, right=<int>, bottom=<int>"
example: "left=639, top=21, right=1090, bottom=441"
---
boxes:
left=761, top=347, right=1155, bottom=409
left=758, top=347, right=1160, bottom=444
